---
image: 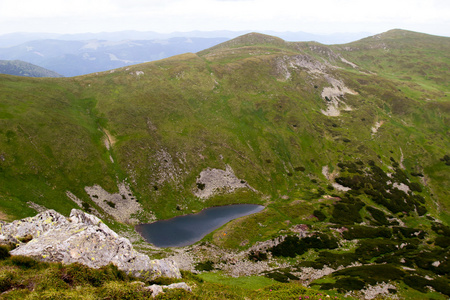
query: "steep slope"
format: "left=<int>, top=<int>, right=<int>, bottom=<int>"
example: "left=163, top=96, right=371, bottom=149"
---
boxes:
left=0, top=30, right=448, bottom=221
left=0, top=60, right=62, bottom=77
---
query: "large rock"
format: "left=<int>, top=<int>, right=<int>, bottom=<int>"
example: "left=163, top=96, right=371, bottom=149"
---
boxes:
left=0, top=209, right=181, bottom=280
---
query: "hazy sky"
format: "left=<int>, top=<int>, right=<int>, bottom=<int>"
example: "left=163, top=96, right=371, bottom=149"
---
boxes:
left=0, top=0, right=449, bottom=36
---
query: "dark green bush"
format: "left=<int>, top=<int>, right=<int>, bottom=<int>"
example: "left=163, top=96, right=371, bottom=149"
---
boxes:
left=0, top=246, right=10, bottom=260
left=313, top=252, right=360, bottom=269
left=105, top=200, right=116, bottom=208
left=440, top=154, right=450, bottom=165
left=403, top=275, right=429, bottom=293
left=313, top=210, right=326, bottom=221
left=435, top=236, right=450, bottom=248
left=355, top=239, right=398, bottom=261
left=248, top=250, right=268, bottom=262
left=408, top=182, right=422, bottom=192
left=430, top=277, right=450, bottom=296
left=0, top=272, right=13, bottom=293
left=270, top=234, right=338, bottom=258
left=393, top=227, right=425, bottom=239
left=265, top=271, right=298, bottom=283
left=18, top=234, right=33, bottom=243
left=270, top=236, right=305, bottom=258
left=343, top=225, right=392, bottom=239
left=195, top=260, right=215, bottom=271
left=196, top=183, right=206, bottom=190
left=431, top=223, right=450, bottom=237
left=333, top=277, right=365, bottom=292
left=366, top=206, right=389, bottom=225
left=334, top=264, right=405, bottom=285
left=11, top=255, right=39, bottom=269
left=61, top=263, right=128, bottom=287
left=330, top=196, right=364, bottom=225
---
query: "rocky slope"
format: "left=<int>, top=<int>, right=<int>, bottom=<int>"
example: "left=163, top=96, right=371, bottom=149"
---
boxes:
left=0, top=209, right=180, bottom=280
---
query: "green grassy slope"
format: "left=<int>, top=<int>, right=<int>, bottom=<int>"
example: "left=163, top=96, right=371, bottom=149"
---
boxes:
left=0, top=30, right=448, bottom=221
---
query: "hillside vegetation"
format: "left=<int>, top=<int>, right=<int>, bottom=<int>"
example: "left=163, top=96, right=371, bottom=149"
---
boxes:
left=0, top=29, right=449, bottom=299
left=0, top=60, right=62, bottom=77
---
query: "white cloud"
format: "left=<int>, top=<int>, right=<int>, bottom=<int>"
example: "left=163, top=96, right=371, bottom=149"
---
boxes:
left=0, top=0, right=449, bottom=35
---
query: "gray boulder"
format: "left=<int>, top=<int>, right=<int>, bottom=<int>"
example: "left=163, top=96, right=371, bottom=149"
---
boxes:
left=0, top=209, right=181, bottom=280
left=145, top=282, right=192, bottom=298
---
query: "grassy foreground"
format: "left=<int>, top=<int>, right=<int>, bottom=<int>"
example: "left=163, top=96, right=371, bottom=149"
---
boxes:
left=0, top=246, right=347, bottom=300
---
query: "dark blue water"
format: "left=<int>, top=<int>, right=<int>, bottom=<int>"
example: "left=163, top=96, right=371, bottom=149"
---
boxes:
left=135, top=204, right=264, bottom=247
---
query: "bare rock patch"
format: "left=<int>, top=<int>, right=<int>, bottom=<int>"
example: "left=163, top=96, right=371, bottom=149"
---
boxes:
left=85, top=182, right=155, bottom=224
left=193, top=165, right=256, bottom=200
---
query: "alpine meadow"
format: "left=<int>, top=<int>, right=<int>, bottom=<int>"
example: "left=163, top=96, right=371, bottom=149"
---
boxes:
left=0, top=29, right=449, bottom=299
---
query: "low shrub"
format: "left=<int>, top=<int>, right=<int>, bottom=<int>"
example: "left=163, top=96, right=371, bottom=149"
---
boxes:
left=0, top=272, right=14, bottom=293
left=330, top=196, right=364, bottom=225
left=195, top=260, right=215, bottom=272
left=0, top=246, right=10, bottom=260
left=435, top=236, right=450, bottom=248
left=366, top=206, right=389, bottom=226
left=355, top=239, right=398, bottom=261
left=60, top=263, right=128, bottom=287
left=270, top=234, right=338, bottom=258
left=312, top=251, right=360, bottom=269
left=11, top=255, right=39, bottom=269
left=270, top=236, right=304, bottom=258
left=333, top=277, right=365, bottom=292
left=98, top=281, right=151, bottom=300
left=333, top=264, right=405, bottom=285
left=343, top=225, right=392, bottom=239
left=403, top=275, right=429, bottom=293
left=312, top=210, right=326, bottom=222
left=393, top=227, right=425, bottom=239
left=264, top=271, right=298, bottom=283
left=18, top=234, right=33, bottom=243
left=248, top=250, right=268, bottom=262
left=155, top=287, right=193, bottom=300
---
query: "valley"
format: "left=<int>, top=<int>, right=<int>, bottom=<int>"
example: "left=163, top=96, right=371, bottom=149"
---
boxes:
left=0, top=29, right=449, bottom=299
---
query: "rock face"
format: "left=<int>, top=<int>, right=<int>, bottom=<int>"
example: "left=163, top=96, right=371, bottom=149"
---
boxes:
left=0, top=209, right=181, bottom=280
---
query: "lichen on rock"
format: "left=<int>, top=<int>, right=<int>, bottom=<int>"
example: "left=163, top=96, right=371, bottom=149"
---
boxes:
left=0, top=209, right=181, bottom=280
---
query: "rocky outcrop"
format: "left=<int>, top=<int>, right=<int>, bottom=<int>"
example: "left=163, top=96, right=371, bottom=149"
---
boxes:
left=144, top=282, right=192, bottom=298
left=0, top=209, right=181, bottom=280
left=84, top=182, right=155, bottom=224
left=194, top=165, right=256, bottom=199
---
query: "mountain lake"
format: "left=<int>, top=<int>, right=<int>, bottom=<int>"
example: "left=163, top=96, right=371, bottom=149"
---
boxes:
left=135, top=204, right=265, bottom=247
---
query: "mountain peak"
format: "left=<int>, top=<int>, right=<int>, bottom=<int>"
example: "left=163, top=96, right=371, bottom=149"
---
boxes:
left=198, top=32, right=288, bottom=54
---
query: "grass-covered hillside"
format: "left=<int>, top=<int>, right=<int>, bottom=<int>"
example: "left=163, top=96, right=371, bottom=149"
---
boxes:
left=0, top=60, right=62, bottom=78
left=0, top=29, right=449, bottom=298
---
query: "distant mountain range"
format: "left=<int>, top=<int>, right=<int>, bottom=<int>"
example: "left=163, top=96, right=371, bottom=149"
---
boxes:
left=0, top=60, right=62, bottom=77
left=0, top=37, right=229, bottom=77
left=0, top=30, right=373, bottom=47
left=0, top=30, right=372, bottom=77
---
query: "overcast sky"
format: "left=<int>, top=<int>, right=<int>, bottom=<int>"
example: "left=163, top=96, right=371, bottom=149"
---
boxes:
left=0, top=0, right=449, bottom=36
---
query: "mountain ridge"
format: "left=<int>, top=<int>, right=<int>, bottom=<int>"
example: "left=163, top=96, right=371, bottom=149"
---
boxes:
left=0, top=59, right=62, bottom=77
